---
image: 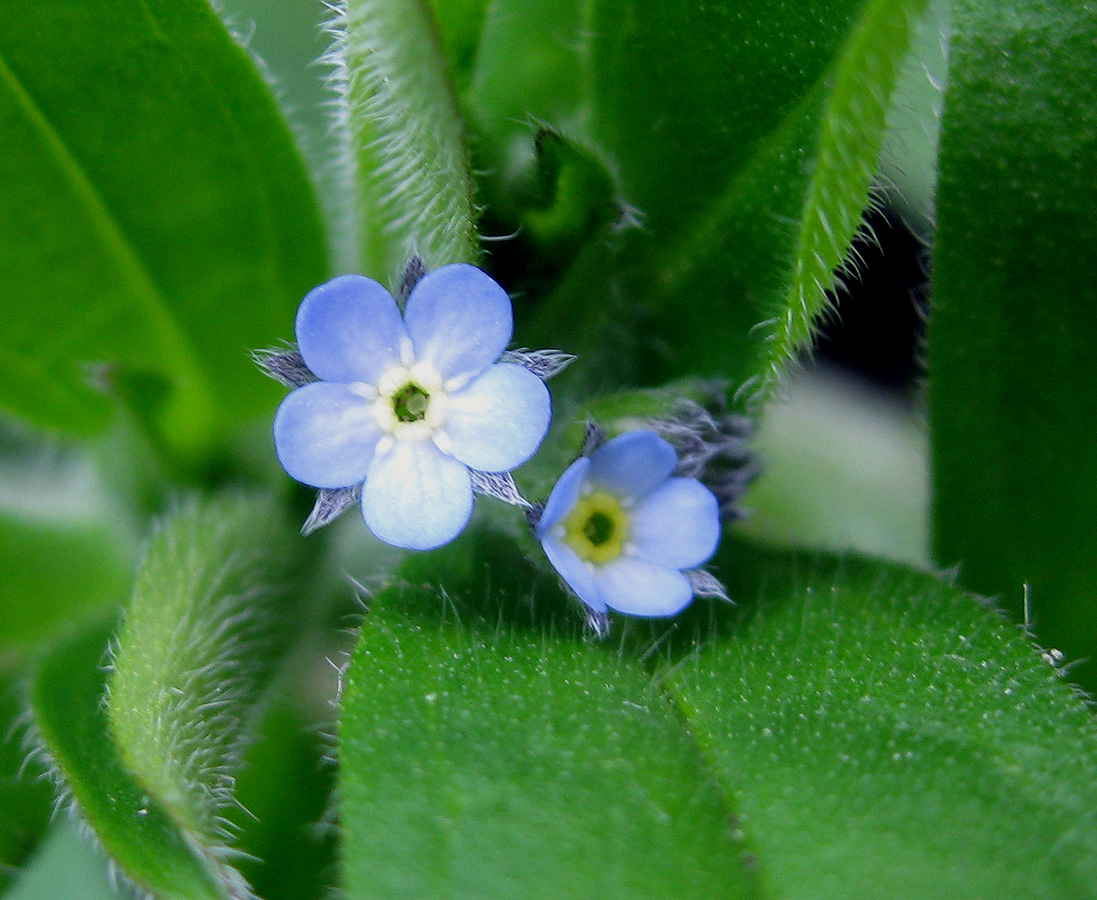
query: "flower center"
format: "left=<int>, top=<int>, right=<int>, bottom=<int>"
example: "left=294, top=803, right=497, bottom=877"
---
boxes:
left=562, top=490, right=629, bottom=565
left=372, top=363, right=449, bottom=441
left=392, top=382, right=431, bottom=423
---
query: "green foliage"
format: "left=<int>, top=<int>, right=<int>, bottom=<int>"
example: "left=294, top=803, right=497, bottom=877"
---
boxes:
left=0, top=667, right=51, bottom=894
left=29, top=496, right=302, bottom=900
left=3, top=819, right=121, bottom=900
left=340, top=532, right=757, bottom=900
left=3, top=0, right=1097, bottom=896
left=666, top=541, right=1097, bottom=899
left=31, top=619, right=232, bottom=900
left=0, top=0, right=326, bottom=454
left=339, top=531, right=1097, bottom=899
left=333, top=0, right=480, bottom=281
left=928, top=0, right=1097, bottom=691
left=463, top=0, right=926, bottom=396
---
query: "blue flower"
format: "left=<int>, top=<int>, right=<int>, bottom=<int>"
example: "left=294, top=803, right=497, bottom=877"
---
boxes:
left=536, top=430, right=722, bottom=618
left=274, top=264, right=552, bottom=550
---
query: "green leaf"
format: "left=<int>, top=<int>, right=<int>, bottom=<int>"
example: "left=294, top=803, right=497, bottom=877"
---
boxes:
left=0, top=666, right=52, bottom=892
left=661, top=539, right=1097, bottom=898
left=30, top=619, right=230, bottom=900
left=331, top=0, right=479, bottom=280
left=229, top=701, right=338, bottom=900
left=426, top=0, right=492, bottom=93
left=0, top=0, right=327, bottom=452
left=107, top=496, right=301, bottom=865
left=467, top=0, right=926, bottom=397
left=338, top=529, right=1097, bottom=898
left=339, top=530, right=758, bottom=900
left=927, top=0, right=1097, bottom=690
left=30, top=495, right=302, bottom=900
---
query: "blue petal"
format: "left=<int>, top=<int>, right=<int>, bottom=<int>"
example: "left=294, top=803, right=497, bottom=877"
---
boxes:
left=274, top=382, right=379, bottom=489
left=630, top=478, right=720, bottom=569
left=446, top=363, right=551, bottom=472
left=536, top=457, right=590, bottom=535
left=296, top=274, right=407, bottom=385
left=594, top=557, right=694, bottom=617
left=540, top=535, right=607, bottom=613
left=588, top=430, right=677, bottom=501
left=361, top=440, right=473, bottom=549
left=404, top=264, right=512, bottom=383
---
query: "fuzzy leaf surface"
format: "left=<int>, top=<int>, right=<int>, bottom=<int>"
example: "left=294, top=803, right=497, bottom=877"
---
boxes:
left=0, top=666, right=51, bottom=893
left=660, top=539, right=1097, bottom=899
left=338, top=529, right=1097, bottom=898
left=31, top=619, right=229, bottom=900
left=467, top=0, right=926, bottom=398
left=107, top=496, right=301, bottom=873
left=0, top=0, right=326, bottom=448
left=30, top=495, right=301, bottom=900
left=334, top=0, right=479, bottom=280
left=927, top=0, right=1097, bottom=690
left=339, top=531, right=757, bottom=900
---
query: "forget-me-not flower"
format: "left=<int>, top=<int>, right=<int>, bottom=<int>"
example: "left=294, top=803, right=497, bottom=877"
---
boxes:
left=273, top=264, right=552, bottom=550
left=536, top=429, right=723, bottom=620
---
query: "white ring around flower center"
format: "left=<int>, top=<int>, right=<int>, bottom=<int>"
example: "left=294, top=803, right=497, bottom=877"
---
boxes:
left=369, top=362, right=450, bottom=441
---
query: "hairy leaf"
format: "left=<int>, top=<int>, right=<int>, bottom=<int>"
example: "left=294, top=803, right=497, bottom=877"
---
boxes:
left=658, top=539, right=1097, bottom=899
left=0, top=0, right=326, bottom=450
left=338, top=529, right=1097, bottom=897
left=328, top=0, right=479, bottom=281
left=339, top=531, right=758, bottom=900
left=31, top=619, right=232, bottom=900
left=30, top=495, right=301, bottom=899
left=466, top=0, right=926, bottom=399
left=928, top=0, right=1097, bottom=690
left=0, top=665, right=51, bottom=893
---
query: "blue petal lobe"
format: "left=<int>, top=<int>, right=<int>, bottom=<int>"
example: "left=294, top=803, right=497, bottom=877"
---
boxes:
left=446, top=364, right=551, bottom=472
left=362, top=440, right=473, bottom=550
left=631, top=478, right=721, bottom=569
left=536, top=457, right=590, bottom=535
left=296, top=274, right=406, bottom=384
left=540, top=536, right=607, bottom=613
left=404, top=264, right=512, bottom=382
left=274, top=382, right=379, bottom=489
left=594, top=557, right=694, bottom=617
left=588, top=430, right=677, bottom=501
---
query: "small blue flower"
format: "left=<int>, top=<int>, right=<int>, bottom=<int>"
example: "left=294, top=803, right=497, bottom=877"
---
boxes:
left=274, top=264, right=552, bottom=550
left=536, top=430, right=721, bottom=618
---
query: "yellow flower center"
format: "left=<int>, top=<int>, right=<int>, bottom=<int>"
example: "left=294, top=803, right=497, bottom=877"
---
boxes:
left=561, top=490, right=629, bottom=565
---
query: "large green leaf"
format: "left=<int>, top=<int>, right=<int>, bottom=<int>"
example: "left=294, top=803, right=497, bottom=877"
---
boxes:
left=340, top=531, right=757, bottom=900
left=465, top=0, right=926, bottom=397
left=331, top=0, right=479, bottom=280
left=338, top=529, right=1097, bottom=898
left=0, top=0, right=326, bottom=451
left=927, top=0, right=1097, bottom=689
left=30, top=495, right=302, bottom=900
left=661, top=540, right=1097, bottom=899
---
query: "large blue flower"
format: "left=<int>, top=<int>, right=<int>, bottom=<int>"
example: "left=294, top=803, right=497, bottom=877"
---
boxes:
left=536, top=430, right=721, bottom=617
left=274, top=264, right=551, bottom=550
